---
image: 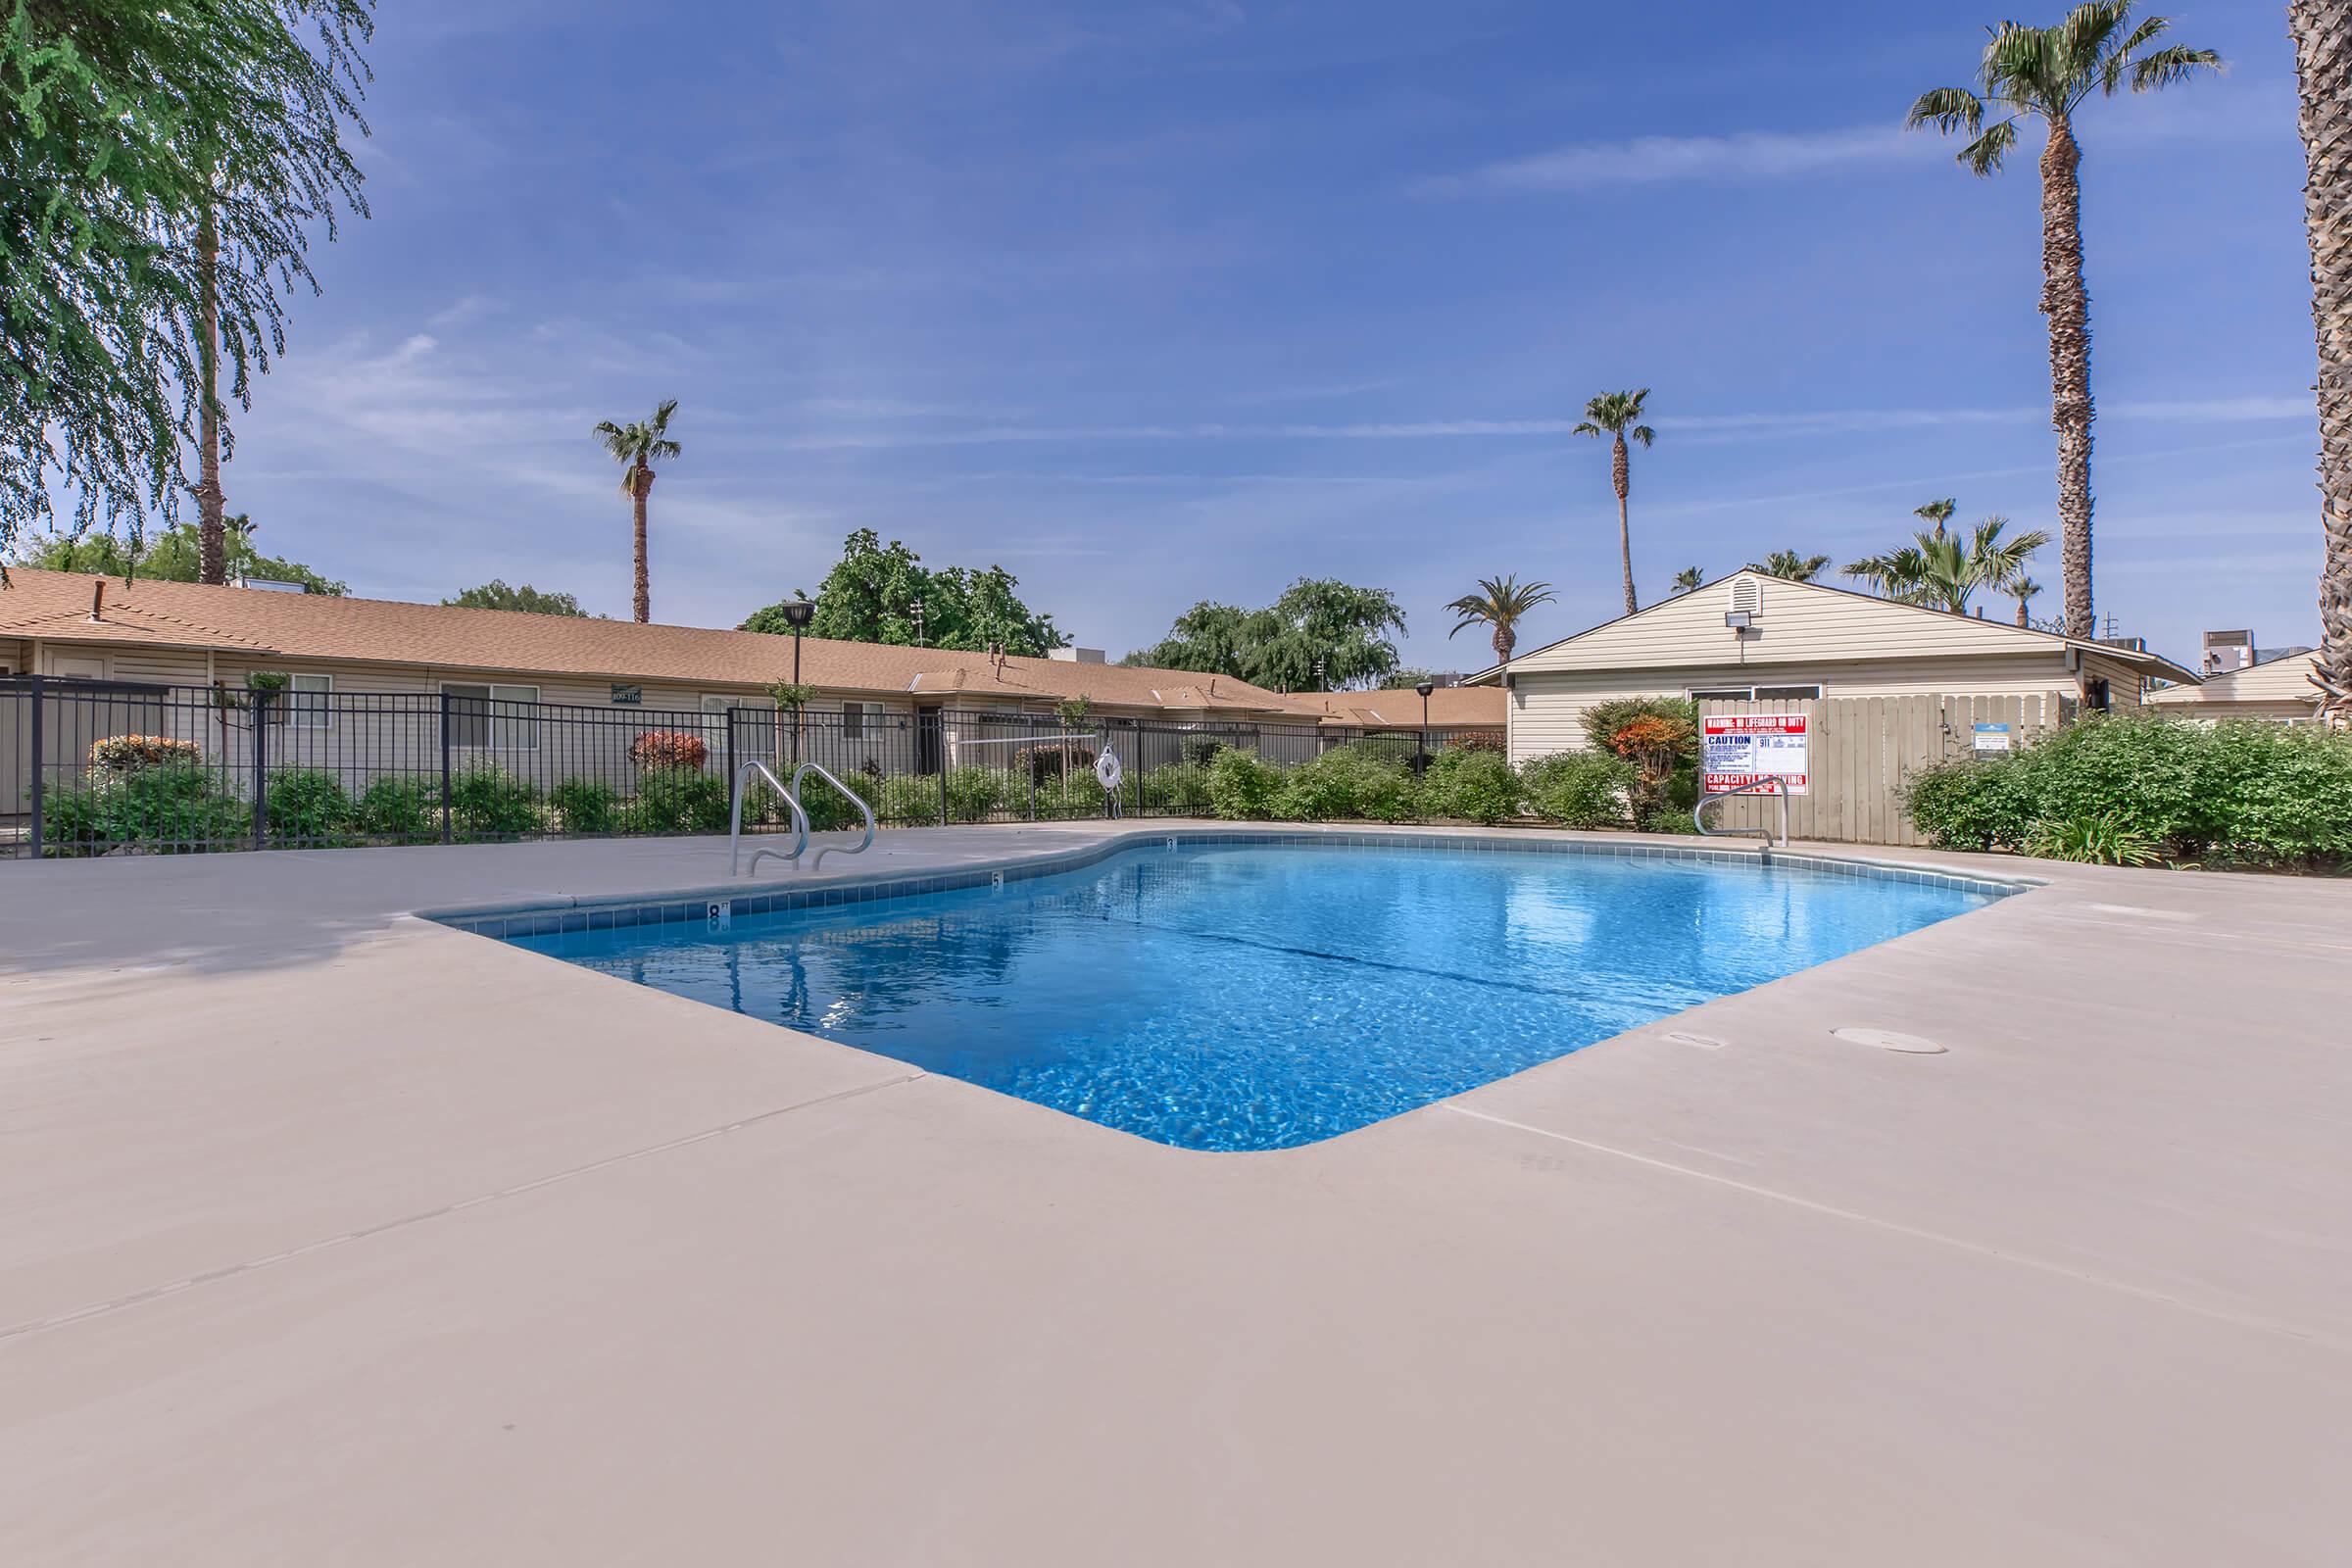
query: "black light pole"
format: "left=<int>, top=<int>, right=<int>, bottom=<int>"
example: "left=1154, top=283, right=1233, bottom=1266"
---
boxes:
left=780, top=599, right=815, bottom=764
left=1416, top=679, right=1434, bottom=775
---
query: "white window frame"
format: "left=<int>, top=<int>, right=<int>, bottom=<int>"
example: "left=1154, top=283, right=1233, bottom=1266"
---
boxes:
left=1688, top=683, right=1823, bottom=702
left=441, top=681, right=540, bottom=750
left=282, top=671, right=332, bottom=729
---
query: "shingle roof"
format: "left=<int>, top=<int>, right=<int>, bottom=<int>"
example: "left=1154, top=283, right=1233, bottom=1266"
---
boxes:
left=1277, top=685, right=1507, bottom=728
left=0, top=568, right=1298, bottom=713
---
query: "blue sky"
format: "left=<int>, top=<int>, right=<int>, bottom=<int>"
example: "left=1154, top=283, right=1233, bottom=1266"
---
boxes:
left=221, top=0, right=2319, bottom=670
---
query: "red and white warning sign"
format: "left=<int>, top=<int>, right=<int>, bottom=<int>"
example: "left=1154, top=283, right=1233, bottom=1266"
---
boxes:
left=1701, top=712, right=1809, bottom=796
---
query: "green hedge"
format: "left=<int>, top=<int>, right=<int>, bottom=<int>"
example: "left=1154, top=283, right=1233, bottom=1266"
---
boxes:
left=1522, top=750, right=1636, bottom=828
left=39, top=762, right=250, bottom=856
left=1905, top=714, right=2352, bottom=868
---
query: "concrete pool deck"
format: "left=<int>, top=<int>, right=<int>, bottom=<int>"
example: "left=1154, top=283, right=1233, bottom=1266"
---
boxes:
left=2, top=823, right=2347, bottom=1565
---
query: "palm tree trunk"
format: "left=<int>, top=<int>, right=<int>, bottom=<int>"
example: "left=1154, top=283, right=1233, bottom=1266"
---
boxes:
left=1492, top=625, right=1513, bottom=666
left=195, top=198, right=226, bottom=587
left=2015, top=598, right=2030, bottom=628
left=2292, top=0, right=2352, bottom=717
left=631, top=467, right=653, bottom=623
left=2039, top=116, right=2095, bottom=641
left=1612, top=432, right=1637, bottom=614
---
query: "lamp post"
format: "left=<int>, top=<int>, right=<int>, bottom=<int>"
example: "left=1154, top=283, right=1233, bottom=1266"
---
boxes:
left=779, top=599, right=814, bottom=764
left=1415, top=679, right=1434, bottom=775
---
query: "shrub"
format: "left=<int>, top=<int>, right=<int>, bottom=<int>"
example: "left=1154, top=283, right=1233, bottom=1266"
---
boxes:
left=1275, top=744, right=1418, bottom=822
left=1583, top=697, right=1698, bottom=821
left=797, top=766, right=879, bottom=832
left=1445, top=730, right=1508, bottom=754
left=1136, top=762, right=1215, bottom=815
left=1207, top=749, right=1283, bottom=820
left=357, top=776, right=439, bottom=844
left=550, top=778, right=624, bottom=835
left=627, top=730, right=710, bottom=772
left=88, top=733, right=201, bottom=774
left=262, top=768, right=357, bottom=847
left=450, top=766, right=546, bottom=841
left=1180, top=735, right=1228, bottom=769
left=2027, top=814, right=2161, bottom=866
left=1521, top=750, right=1636, bottom=828
left=944, top=765, right=1010, bottom=823
left=1035, top=767, right=1107, bottom=820
left=627, top=770, right=730, bottom=835
left=41, top=761, right=248, bottom=855
left=1904, top=713, right=2352, bottom=869
left=1016, top=741, right=1097, bottom=785
left=878, top=772, right=945, bottom=824
left=1420, top=747, right=1520, bottom=824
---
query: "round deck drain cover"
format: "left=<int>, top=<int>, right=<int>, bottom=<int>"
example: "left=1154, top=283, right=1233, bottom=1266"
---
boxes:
left=1833, top=1027, right=1945, bottom=1054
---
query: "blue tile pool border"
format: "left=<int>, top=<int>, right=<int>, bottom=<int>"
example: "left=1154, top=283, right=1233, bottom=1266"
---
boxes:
left=419, top=828, right=2038, bottom=943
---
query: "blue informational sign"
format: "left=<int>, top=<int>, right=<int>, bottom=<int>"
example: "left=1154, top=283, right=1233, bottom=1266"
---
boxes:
left=1973, top=722, right=2013, bottom=753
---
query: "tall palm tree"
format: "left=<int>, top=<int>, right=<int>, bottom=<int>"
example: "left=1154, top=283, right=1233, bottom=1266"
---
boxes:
left=1446, top=574, right=1557, bottom=668
left=1913, top=497, right=1958, bottom=538
left=594, top=399, right=681, bottom=624
left=195, top=184, right=227, bottom=586
left=2011, top=575, right=2043, bottom=628
left=1573, top=389, right=1655, bottom=616
left=1671, top=565, right=1704, bottom=595
left=2289, top=1, right=2352, bottom=719
left=1845, top=515, right=2051, bottom=615
left=1910, top=5, right=2220, bottom=640
left=1754, top=549, right=1832, bottom=582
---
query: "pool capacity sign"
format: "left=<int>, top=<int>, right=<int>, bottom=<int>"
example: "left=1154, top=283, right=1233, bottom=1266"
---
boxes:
left=1700, top=712, right=1809, bottom=796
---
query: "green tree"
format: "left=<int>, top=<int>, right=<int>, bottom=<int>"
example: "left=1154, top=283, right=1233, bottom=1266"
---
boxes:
left=744, top=529, right=1062, bottom=655
left=593, top=399, right=680, bottom=623
left=1445, top=574, right=1556, bottom=668
left=1844, top=514, right=2052, bottom=615
left=1910, top=5, right=2220, bottom=638
left=2010, top=574, right=2044, bottom=627
left=1573, top=389, right=1656, bottom=616
left=10, top=517, right=345, bottom=593
left=443, top=580, right=587, bottom=616
left=2289, top=1, right=2352, bottom=720
left=1753, top=550, right=1832, bottom=582
left=1914, top=497, right=1959, bottom=537
left=1670, top=565, right=1705, bottom=595
left=1, top=1, right=371, bottom=576
left=1127, top=579, right=1405, bottom=690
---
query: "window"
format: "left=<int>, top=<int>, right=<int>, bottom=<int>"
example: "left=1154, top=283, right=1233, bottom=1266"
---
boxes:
left=1689, top=684, right=1822, bottom=702
left=842, top=701, right=865, bottom=740
left=442, top=683, right=539, bottom=749
left=277, top=672, right=332, bottom=729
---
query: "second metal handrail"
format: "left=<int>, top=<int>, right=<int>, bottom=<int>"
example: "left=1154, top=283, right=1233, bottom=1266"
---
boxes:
left=1693, top=776, right=1791, bottom=852
left=790, top=760, right=876, bottom=870
left=731, top=760, right=810, bottom=876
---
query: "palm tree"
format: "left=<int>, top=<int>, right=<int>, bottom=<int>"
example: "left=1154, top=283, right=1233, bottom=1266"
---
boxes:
left=1573, top=389, right=1656, bottom=616
left=2011, top=575, right=2043, bottom=628
left=1910, top=5, right=2220, bottom=640
left=1844, top=515, right=2051, bottom=615
left=594, top=399, right=681, bottom=623
left=1671, top=565, right=1704, bottom=595
left=195, top=182, right=227, bottom=586
left=2289, top=2, right=2352, bottom=719
left=1446, top=574, right=1557, bottom=668
left=1913, top=497, right=1958, bottom=538
left=1754, top=550, right=1832, bottom=582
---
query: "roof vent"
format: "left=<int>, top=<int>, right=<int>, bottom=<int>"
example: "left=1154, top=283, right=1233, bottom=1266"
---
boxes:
left=1728, top=575, right=1764, bottom=618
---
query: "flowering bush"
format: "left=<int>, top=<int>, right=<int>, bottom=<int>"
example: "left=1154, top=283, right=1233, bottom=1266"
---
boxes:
left=89, top=734, right=201, bottom=774
left=627, top=730, right=709, bottom=772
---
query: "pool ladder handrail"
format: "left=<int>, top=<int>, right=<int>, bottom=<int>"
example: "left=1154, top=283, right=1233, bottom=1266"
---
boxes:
left=1693, top=776, right=1790, bottom=853
left=729, top=759, right=878, bottom=877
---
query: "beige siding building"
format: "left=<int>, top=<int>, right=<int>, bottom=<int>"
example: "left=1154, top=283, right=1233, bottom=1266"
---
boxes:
left=2148, top=650, right=2325, bottom=723
left=1466, top=571, right=2197, bottom=764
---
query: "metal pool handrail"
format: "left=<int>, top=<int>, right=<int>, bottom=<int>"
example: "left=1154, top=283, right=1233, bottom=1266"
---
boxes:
left=790, top=760, right=876, bottom=870
left=1693, top=777, right=1790, bottom=852
left=731, top=760, right=810, bottom=876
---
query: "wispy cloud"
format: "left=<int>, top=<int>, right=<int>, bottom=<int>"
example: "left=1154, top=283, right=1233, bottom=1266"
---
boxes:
left=1422, top=124, right=1917, bottom=195
left=769, top=398, right=2311, bottom=452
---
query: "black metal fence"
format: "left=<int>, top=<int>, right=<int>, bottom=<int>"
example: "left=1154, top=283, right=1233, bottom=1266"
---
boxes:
left=0, top=676, right=1501, bottom=858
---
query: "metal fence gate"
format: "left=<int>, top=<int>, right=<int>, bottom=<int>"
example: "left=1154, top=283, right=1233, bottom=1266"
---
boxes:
left=1697, top=693, right=2060, bottom=848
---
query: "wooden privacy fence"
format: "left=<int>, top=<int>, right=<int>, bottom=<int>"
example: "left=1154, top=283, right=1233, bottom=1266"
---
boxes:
left=1696, top=693, right=2060, bottom=848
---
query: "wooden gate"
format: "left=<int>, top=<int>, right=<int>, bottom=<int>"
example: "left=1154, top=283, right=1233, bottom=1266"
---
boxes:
left=1695, top=693, right=2058, bottom=847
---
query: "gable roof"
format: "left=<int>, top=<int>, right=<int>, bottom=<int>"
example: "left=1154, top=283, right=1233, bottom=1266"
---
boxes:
left=1459, top=570, right=2201, bottom=686
left=1277, top=685, right=1507, bottom=728
left=0, top=568, right=1298, bottom=713
left=2149, top=649, right=2321, bottom=705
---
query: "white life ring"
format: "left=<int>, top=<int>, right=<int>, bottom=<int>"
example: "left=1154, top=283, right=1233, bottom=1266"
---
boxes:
left=1095, top=748, right=1124, bottom=790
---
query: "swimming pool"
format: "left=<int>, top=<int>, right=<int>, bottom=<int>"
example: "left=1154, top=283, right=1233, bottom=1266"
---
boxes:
left=493, top=839, right=2002, bottom=1152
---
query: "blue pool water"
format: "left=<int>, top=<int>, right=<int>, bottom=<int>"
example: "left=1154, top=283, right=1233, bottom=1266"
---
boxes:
left=504, top=843, right=1997, bottom=1152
